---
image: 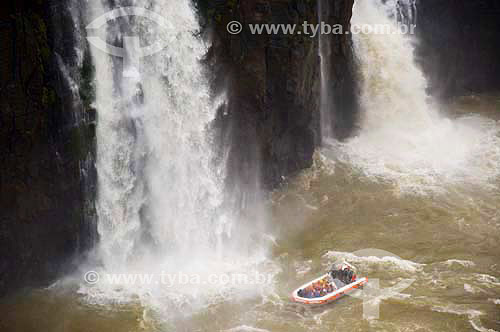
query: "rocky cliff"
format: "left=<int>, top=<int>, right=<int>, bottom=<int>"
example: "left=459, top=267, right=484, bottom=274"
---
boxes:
left=416, top=0, right=500, bottom=98
left=0, top=0, right=96, bottom=295
left=0, top=0, right=359, bottom=295
left=198, top=0, right=358, bottom=189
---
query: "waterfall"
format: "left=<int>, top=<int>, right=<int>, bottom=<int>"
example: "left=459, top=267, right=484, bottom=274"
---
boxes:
left=339, top=0, right=500, bottom=193
left=318, top=0, right=333, bottom=140
left=90, top=0, right=227, bottom=268
left=81, top=0, right=271, bottom=311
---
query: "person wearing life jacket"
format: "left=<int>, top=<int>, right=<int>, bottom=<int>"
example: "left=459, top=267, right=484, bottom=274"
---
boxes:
left=306, top=285, right=314, bottom=298
left=327, top=283, right=334, bottom=293
left=348, top=270, right=354, bottom=283
left=330, top=266, right=339, bottom=280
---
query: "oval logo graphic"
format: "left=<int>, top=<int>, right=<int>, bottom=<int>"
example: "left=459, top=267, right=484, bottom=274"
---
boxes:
left=85, top=6, right=171, bottom=59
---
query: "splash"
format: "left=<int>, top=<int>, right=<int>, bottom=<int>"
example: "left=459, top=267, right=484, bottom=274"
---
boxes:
left=336, top=0, right=500, bottom=194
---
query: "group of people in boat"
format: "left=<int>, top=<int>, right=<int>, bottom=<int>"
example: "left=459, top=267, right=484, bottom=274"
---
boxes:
left=297, top=266, right=358, bottom=299
left=297, top=277, right=335, bottom=299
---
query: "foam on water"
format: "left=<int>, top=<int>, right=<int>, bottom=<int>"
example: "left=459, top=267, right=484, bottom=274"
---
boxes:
left=474, top=274, right=500, bottom=287
left=78, top=253, right=277, bottom=316
left=443, top=259, right=476, bottom=268
left=322, top=250, right=424, bottom=273
left=464, top=283, right=477, bottom=294
left=336, top=0, right=500, bottom=193
left=431, top=306, right=497, bottom=332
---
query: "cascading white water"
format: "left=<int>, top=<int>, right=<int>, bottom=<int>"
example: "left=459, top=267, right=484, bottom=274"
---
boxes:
left=82, top=0, right=272, bottom=314
left=337, top=0, right=500, bottom=193
left=318, top=0, right=333, bottom=139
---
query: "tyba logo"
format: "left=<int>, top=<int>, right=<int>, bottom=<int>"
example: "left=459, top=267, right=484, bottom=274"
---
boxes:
left=86, top=7, right=171, bottom=77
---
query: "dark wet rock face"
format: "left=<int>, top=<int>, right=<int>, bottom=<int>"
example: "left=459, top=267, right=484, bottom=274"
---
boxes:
left=0, top=0, right=96, bottom=295
left=416, top=0, right=500, bottom=98
left=198, top=0, right=358, bottom=189
left=322, top=0, right=358, bottom=140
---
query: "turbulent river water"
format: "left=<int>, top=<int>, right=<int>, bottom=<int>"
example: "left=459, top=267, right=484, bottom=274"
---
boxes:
left=1, top=0, right=500, bottom=331
left=1, top=98, right=500, bottom=331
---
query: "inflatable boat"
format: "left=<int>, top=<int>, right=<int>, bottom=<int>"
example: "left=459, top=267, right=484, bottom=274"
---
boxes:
left=291, top=262, right=368, bottom=305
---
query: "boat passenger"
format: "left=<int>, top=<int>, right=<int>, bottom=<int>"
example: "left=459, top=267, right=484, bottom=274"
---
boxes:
left=306, top=286, right=314, bottom=298
left=348, top=271, right=354, bottom=283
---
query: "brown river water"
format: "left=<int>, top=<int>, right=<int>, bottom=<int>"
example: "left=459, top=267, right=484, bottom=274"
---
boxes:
left=1, top=96, right=499, bottom=332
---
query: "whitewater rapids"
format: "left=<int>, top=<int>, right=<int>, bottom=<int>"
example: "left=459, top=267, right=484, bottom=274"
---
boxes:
left=329, top=0, right=500, bottom=194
